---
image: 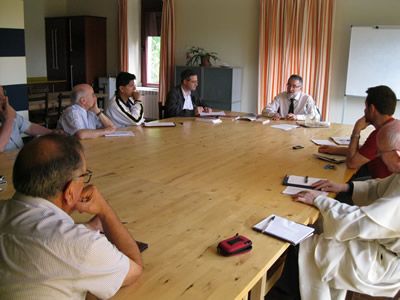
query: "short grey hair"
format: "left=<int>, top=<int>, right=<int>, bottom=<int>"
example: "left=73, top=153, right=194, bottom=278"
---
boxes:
left=378, top=119, right=400, bottom=150
left=71, top=88, right=88, bottom=104
left=13, top=134, right=83, bottom=199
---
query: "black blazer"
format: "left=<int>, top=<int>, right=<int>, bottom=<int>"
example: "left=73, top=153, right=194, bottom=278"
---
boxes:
left=165, top=86, right=207, bottom=118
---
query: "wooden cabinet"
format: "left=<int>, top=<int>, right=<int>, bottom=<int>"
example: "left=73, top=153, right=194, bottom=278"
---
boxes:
left=45, top=16, right=106, bottom=90
left=174, top=66, right=242, bottom=111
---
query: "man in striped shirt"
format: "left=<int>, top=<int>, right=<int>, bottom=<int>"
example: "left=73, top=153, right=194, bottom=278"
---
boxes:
left=105, top=72, right=145, bottom=127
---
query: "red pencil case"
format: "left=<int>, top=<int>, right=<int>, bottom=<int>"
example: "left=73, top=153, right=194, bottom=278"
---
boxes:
left=217, top=233, right=252, bottom=256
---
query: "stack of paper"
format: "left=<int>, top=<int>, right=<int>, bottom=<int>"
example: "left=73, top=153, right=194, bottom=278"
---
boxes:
left=271, top=124, right=299, bottom=131
left=331, top=136, right=351, bottom=145
left=143, top=122, right=176, bottom=127
left=199, top=111, right=226, bottom=117
left=196, top=118, right=222, bottom=124
left=311, top=139, right=336, bottom=146
left=105, top=131, right=135, bottom=137
left=281, top=186, right=328, bottom=196
left=253, top=215, right=314, bottom=245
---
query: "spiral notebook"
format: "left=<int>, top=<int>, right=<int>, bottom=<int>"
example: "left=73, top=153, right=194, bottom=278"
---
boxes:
left=253, top=215, right=314, bottom=245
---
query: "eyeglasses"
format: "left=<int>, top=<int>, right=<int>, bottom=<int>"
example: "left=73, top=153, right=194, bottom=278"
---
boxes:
left=75, top=169, right=93, bottom=183
left=286, top=84, right=302, bottom=89
left=377, top=149, right=399, bottom=157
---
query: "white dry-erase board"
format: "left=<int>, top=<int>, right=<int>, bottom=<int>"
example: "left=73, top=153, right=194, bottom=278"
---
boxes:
left=345, top=26, right=400, bottom=99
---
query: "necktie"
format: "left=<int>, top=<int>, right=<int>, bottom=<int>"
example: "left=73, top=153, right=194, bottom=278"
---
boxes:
left=288, top=98, right=295, bottom=114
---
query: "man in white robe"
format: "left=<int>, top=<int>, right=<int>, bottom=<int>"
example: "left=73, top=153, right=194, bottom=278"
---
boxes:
left=272, top=119, right=400, bottom=300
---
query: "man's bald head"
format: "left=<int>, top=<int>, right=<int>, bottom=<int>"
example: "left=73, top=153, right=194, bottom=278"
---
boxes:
left=13, top=134, right=84, bottom=199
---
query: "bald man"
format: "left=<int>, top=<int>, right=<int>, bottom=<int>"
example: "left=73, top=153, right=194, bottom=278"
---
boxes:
left=268, top=120, right=400, bottom=300
left=58, top=84, right=116, bottom=139
left=0, top=85, right=53, bottom=152
left=0, top=134, right=143, bottom=299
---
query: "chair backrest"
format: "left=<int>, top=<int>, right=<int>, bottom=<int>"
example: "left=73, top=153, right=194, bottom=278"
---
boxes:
left=158, top=102, right=166, bottom=119
left=57, top=91, right=73, bottom=117
left=28, top=93, right=49, bottom=126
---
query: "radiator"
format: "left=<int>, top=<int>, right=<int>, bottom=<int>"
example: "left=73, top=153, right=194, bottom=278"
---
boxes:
left=138, top=87, right=159, bottom=119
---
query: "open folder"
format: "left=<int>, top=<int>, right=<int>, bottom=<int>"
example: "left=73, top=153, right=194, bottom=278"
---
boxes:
left=253, top=215, right=314, bottom=245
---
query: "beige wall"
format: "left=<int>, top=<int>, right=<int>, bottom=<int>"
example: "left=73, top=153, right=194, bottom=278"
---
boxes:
left=329, top=0, right=400, bottom=124
left=24, top=0, right=119, bottom=78
left=24, top=0, right=67, bottom=77
left=174, top=0, right=259, bottom=113
left=127, top=0, right=141, bottom=82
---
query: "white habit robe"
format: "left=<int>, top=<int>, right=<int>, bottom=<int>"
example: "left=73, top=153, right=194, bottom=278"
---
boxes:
left=299, top=173, right=400, bottom=300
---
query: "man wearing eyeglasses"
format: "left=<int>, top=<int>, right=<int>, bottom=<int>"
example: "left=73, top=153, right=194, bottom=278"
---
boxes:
left=0, top=85, right=54, bottom=152
left=165, top=68, right=212, bottom=118
left=262, top=74, right=320, bottom=121
left=0, top=134, right=143, bottom=299
left=267, top=120, right=400, bottom=300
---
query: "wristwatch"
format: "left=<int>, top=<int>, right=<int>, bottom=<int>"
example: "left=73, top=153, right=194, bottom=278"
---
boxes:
left=96, top=110, right=103, bottom=117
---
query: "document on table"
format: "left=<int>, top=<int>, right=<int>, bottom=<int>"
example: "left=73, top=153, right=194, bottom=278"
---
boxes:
left=199, top=111, right=226, bottom=117
left=270, top=124, right=299, bottom=131
left=105, top=131, right=135, bottom=137
left=282, top=186, right=328, bottom=196
left=195, top=117, right=222, bottom=124
left=331, top=136, right=351, bottom=145
left=311, top=139, right=336, bottom=146
left=143, top=122, right=176, bottom=127
left=253, top=215, right=314, bottom=245
left=282, top=175, right=325, bottom=189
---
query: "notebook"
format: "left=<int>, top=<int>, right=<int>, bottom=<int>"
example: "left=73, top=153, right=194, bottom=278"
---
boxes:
left=330, top=136, right=351, bottom=145
left=311, top=139, right=336, bottom=146
left=313, top=153, right=346, bottom=164
left=282, top=175, right=325, bottom=189
left=253, top=215, right=314, bottom=245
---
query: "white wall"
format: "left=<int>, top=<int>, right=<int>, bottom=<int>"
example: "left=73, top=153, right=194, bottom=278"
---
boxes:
left=174, top=0, right=259, bottom=113
left=329, top=0, right=400, bottom=124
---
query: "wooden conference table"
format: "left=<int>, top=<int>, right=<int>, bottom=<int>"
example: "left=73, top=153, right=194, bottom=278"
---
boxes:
left=0, top=118, right=357, bottom=300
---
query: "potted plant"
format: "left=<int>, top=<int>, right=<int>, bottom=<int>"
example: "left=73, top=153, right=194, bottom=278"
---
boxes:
left=186, top=46, right=218, bottom=67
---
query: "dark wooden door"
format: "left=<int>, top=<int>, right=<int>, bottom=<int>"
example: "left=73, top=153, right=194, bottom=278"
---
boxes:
left=45, top=18, right=68, bottom=81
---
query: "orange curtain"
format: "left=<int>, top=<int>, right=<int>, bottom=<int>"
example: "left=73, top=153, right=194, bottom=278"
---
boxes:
left=158, top=0, right=175, bottom=104
left=258, top=0, right=334, bottom=119
left=118, top=0, right=128, bottom=71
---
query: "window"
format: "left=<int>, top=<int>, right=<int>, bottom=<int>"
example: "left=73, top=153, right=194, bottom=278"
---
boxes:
left=141, top=0, right=162, bottom=87
left=146, top=36, right=160, bottom=85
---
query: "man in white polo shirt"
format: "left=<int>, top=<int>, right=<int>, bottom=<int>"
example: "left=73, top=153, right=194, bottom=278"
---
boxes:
left=0, top=134, right=143, bottom=299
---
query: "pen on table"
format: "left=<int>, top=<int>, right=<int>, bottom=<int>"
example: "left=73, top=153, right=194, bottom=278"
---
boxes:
left=261, top=216, right=275, bottom=232
left=304, top=176, right=309, bottom=183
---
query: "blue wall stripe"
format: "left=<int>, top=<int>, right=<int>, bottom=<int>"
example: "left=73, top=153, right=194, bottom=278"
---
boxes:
left=0, top=28, right=25, bottom=57
left=3, top=84, right=28, bottom=111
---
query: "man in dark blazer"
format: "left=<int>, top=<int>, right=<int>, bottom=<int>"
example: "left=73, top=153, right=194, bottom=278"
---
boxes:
left=165, top=69, right=212, bottom=117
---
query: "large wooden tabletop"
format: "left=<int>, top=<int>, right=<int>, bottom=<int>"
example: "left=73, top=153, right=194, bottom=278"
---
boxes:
left=0, top=118, right=357, bottom=300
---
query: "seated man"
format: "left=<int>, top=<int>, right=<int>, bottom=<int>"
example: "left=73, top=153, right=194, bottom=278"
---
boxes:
left=165, top=69, right=212, bottom=118
left=58, top=83, right=116, bottom=139
left=105, top=72, right=145, bottom=127
left=0, top=134, right=143, bottom=299
left=262, top=74, right=319, bottom=121
left=0, top=85, right=54, bottom=152
left=268, top=120, right=400, bottom=300
left=319, top=85, right=396, bottom=179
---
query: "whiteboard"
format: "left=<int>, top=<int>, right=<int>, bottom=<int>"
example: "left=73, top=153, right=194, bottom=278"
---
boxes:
left=345, top=26, right=400, bottom=99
